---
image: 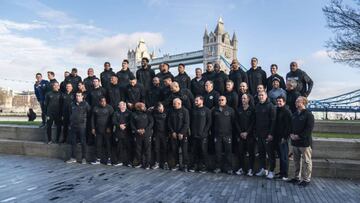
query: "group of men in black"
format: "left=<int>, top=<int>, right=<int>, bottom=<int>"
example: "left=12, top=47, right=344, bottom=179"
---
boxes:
left=34, top=57, right=315, bottom=187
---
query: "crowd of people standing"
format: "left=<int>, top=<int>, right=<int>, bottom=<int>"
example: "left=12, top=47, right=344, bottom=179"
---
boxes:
left=34, top=57, right=315, bottom=187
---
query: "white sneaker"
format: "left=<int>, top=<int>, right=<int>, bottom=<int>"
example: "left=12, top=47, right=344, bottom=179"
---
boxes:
left=282, top=176, right=289, bottom=181
left=113, top=162, right=123, bottom=167
left=235, top=168, right=244, bottom=175
left=256, top=168, right=266, bottom=176
left=266, top=171, right=274, bottom=179
left=247, top=169, right=253, bottom=176
left=91, top=159, right=101, bottom=165
left=66, top=158, right=76, bottom=164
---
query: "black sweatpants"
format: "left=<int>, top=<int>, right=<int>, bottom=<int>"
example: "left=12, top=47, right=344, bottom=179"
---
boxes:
left=154, top=132, right=168, bottom=165
left=95, top=129, right=111, bottom=161
left=238, top=136, right=255, bottom=171
left=170, top=136, right=189, bottom=167
left=191, top=137, right=208, bottom=170
left=70, top=126, right=86, bottom=159
left=62, top=115, right=70, bottom=143
left=46, top=114, right=61, bottom=142
left=113, top=132, right=132, bottom=165
left=257, top=136, right=276, bottom=171
left=135, top=134, right=151, bottom=167
left=215, top=135, right=232, bottom=171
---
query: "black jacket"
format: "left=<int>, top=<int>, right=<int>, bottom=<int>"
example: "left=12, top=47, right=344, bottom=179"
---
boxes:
left=211, top=105, right=235, bottom=136
left=61, top=92, right=75, bottom=118
left=167, top=107, right=190, bottom=135
left=155, top=71, right=174, bottom=87
left=274, top=106, right=292, bottom=142
left=70, top=101, right=91, bottom=127
left=286, top=89, right=301, bottom=114
left=229, top=68, right=248, bottom=93
left=146, top=85, right=162, bottom=108
left=204, top=90, right=220, bottom=109
left=100, top=68, right=115, bottom=90
left=83, top=76, right=96, bottom=92
left=89, top=86, right=107, bottom=107
left=160, top=86, right=172, bottom=102
left=44, top=90, right=62, bottom=116
left=112, top=109, right=132, bottom=137
left=175, top=72, right=191, bottom=89
left=116, top=69, right=134, bottom=87
left=107, top=83, right=124, bottom=109
left=64, top=75, right=82, bottom=92
left=125, top=83, right=145, bottom=105
left=286, top=69, right=313, bottom=97
left=190, top=77, right=206, bottom=97
left=166, top=89, right=194, bottom=110
left=213, top=71, right=229, bottom=94
left=91, top=104, right=114, bottom=131
left=152, top=110, right=168, bottom=134
left=267, top=74, right=286, bottom=92
left=190, top=106, right=212, bottom=139
left=291, top=109, right=314, bottom=147
left=235, top=106, right=255, bottom=136
left=247, top=67, right=267, bottom=96
left=130, top=110, right=154, bottom=136
left=254, top=99, right=276, bottom=137
left=202, top=71, right=216, bottom=82
left=136, top=66, right=155, bottom=91
left=224, top=90, right=238, bottom=110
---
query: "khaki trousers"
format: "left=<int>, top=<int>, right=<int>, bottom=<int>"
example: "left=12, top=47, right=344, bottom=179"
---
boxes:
left=293, top=146, right=312, bottom=182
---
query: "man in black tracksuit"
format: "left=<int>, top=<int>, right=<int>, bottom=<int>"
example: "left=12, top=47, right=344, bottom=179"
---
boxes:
left=83, top=68, right=96, bottom=92
left=146, top=77, right=162, bottom=108
left=203, top=81, right=220, bottom=110
left=112, top=101, right=133, bottom=166
left=212, top=96, right=235, bottom=174
left=267, top=64, right=286, bottom=92
left=274, top=96, right=292, bottom=180
left=136, top=57, right=155, bottom=91
left=160, top=76, right=173, bottom=102
left=286, top=62, right=313, bottom=97
left=130, top=102, right=154, bottom=169
left=61, top=83, right=75, bottom=143
left=229, top=59, right=248, bottom=94
left=166, top=82, right=194, bottom=110
left=213, top=63, right=229, bottom=95
left=100, top=62, right=115, bottom=91
left=224, top=80, right=239, bottom=110
left=254, top=91, right=276, bottom=178
left=202, top=62, right=216, bottom=82
left=116, top=59, right=135, bottom=87
left=91, top=97, right=114, bottom=165
left=235, top=93, right=256, bottom=176
left=190, top=68, right=206, bottom=97
left=156, top=63, right=174, bottom=87
left=125, top=78, right=145, bottom=110
left=168, top=98, right=190, bottom=171
left=174, top=63, right=191, bottom=90
left=64, top=68, right=82, bottom=93
left=66, top=92, right=91, bottom=164
left=60, top=71, right=70, bottom=93
left=89, top=78, right=107, bottom=108
left=247, top=57, right=267, bottom=96
left=44, top=81, right=62, bottom=144
left=151, top=102, right=169, bottom=169
left=190, top=96, right=212, bottom=172
left=107, top=75, right=124, bottom=110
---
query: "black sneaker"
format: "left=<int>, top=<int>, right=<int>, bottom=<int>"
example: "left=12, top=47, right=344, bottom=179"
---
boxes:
left=288, top=178, right=300, bottom=184
left=298, top=181, right=310, bottom=187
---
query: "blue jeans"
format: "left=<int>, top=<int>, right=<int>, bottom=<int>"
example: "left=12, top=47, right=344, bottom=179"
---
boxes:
left=278, top=141, right=289, bottom=177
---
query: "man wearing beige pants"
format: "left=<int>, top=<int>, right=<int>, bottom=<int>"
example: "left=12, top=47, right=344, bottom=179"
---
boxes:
left=289, top=96, right=314, bottom=187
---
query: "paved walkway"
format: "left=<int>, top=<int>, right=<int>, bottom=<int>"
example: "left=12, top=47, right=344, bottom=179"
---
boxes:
left=0, top=154, right=359, bottom=203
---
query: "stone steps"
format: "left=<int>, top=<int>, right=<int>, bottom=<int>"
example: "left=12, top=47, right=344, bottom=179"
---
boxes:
left=0, top=125, right=360, bottom=179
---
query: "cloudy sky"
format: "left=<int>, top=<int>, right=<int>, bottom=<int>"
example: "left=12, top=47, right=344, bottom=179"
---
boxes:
left=0, top=0, right=359, bottom=99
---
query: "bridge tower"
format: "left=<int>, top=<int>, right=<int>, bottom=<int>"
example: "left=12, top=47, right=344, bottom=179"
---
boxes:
left=128, top=38, right=155, bottom=73
left=203, top=17, right=238, bottom=72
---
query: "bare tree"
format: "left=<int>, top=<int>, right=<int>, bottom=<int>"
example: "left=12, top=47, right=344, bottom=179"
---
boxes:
left=323, top=0, right=360, bottom=67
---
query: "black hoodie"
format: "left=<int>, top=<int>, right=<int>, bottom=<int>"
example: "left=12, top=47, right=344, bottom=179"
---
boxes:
left=100, top=68, right=115, bottom=90
left=254, top=98, right=276, bottom=138
left=175, top=72, right=191, bottom=89
left=247, top=66, right=267, bottom=96
left=136, top=65, right=155, bottom=91
left=191, top=106, right=212, bottom=139
left=116, top=69, right=135, bottom=87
